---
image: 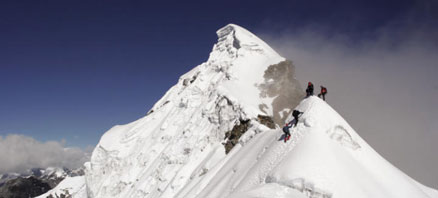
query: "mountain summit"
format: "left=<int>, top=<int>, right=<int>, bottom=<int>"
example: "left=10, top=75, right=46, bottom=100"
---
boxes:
left=83, top=23, right=304, bottom=198
left=40, top=24, right=437, bottom=198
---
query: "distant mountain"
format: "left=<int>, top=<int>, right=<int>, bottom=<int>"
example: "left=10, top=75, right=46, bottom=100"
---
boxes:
left=0, top=176, right=50, bottom=198
left=0, top=167, right=84, bottom=198
left=39, top=24, right=438, bottom=198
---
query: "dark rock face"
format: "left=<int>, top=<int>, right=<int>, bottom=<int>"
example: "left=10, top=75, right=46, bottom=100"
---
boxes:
left=0, top=176, right=51, bottom=198
left=257, top=115, right=276, bottom=129
left=258, top=60, right=305, bottom=125
left=222, top=116, right=275, bottom=154
left=224, top=119, right=251, bottom=154
left=43, top=175, right=65, bottom=189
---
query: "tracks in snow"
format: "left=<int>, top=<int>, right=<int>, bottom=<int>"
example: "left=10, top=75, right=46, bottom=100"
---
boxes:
left=234, top=98, right=318, bottom=191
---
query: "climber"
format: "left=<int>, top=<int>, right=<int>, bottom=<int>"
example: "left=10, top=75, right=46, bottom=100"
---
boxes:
left=292, top=110, right=303, bottom=127
left=318, top=86, right=327, bottom=101
left=282, top=120, right=293, bottom=142
left=282, top=110, right=303, bottom=142
left=306, top=82, right=314, bottom=97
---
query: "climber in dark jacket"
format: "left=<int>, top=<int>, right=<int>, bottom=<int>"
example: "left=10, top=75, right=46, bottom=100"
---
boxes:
left=318, top=86, right=327, bottom=101
left=292, top=110, right=303, bottom=126
left=282, top=110, right=303, bottom=142
left=282, top=120, right=293, bottom=142
left=306, top=82, right=314, bottom=97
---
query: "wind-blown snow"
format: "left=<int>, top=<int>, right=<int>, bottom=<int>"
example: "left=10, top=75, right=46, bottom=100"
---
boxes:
left=43, top=24, right=438, bottom=198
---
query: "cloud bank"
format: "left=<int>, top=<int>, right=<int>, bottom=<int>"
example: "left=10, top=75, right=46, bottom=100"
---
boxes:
left=258, top=17, right=438, bottom=187
left=0, top=134, right=91, bottom=174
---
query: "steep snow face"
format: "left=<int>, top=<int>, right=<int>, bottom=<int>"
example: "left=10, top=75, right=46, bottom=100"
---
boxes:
left=84, top=24, right=303, bottom=198
left=209, top=25, right=303, bottom=122
left=178, top=97, right=438, bottom=198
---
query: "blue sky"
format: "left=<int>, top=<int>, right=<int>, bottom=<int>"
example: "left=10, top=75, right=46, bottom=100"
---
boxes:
left=0, top=0, right=436, bottom=148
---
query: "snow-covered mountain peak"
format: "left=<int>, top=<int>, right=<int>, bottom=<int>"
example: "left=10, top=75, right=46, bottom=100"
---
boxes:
left=82, top=24, right=304, bottom=198
left=43, top=24, right=438, bottom=198
left=164, top=24, right=303, bottom=125
left=208, top=24, right=281, bottom=63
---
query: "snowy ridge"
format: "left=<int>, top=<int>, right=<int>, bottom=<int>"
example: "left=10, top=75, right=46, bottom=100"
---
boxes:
left=180, top=96, right=438, bottom=198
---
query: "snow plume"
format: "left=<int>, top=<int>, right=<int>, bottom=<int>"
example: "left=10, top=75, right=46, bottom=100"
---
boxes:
left=258, top=14, right=438, bottom=187
left=0, top=134, right=90, bottom=174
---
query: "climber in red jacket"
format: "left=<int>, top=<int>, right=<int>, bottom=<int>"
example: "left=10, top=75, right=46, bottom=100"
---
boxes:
left=318, top=86, right=327, bottom=101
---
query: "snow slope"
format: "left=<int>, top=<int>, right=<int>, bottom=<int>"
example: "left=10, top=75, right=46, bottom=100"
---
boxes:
left=43, top=24, right=438, bottom=198
left=178, top=96, right=438, bottom=198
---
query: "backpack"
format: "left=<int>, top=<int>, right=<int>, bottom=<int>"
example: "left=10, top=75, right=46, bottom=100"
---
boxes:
left=282, top=126, right=289, bottom=133
left=322, top=87, right=327, bottom=93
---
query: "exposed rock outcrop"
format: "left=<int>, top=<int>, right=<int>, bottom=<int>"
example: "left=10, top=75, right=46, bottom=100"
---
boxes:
left=257, top=115, right=276, bottom=129
left=224, top=119, right=251, bottom=154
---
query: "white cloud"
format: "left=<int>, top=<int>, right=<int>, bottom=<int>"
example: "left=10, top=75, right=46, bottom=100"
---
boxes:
left=0, top=134, right=91, bottom=174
